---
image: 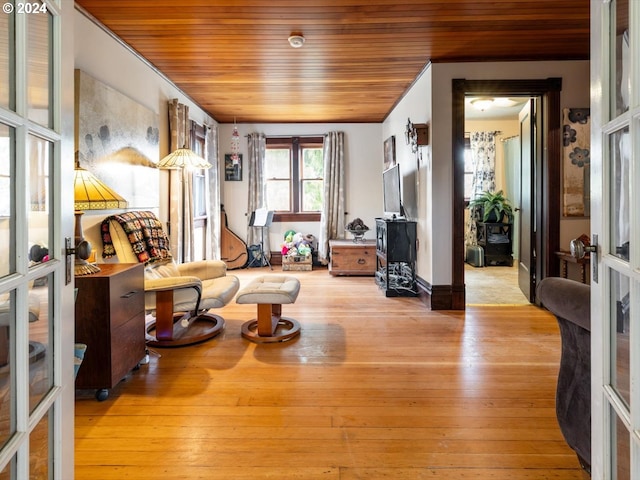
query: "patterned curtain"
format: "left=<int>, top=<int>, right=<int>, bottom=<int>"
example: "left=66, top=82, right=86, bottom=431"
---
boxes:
left=167, top=98, right=195, bottom=263
left=465, top=131, right=496, bottom=246
left=318, top=131, right=346, bottom=263
left=246, top=132, right=269, bottom=255
left=204, top=123, right=221, bottom=260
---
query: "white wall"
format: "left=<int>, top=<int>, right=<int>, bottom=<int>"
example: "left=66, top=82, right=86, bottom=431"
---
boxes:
left=382, top=65, right=433, bottom=284
left=74, top=8, right=217, bottom=261
left=384, top=60, right=590, bottom=286
left=218, top=123, right=383, bottom=251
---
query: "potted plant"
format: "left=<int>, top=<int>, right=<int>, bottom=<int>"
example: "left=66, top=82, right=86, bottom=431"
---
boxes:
left=468, top=190, right=514, bottom=223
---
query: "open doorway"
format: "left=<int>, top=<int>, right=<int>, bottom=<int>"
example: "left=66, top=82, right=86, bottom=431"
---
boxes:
left=451, top=78, right=563, bottom=310
left=463, top=95, right=530, bottom=305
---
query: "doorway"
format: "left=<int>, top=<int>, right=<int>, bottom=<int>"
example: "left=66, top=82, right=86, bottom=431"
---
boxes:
left=451, top=78, right=563, bottom=310
left=463, top=95, right=530, bottom=305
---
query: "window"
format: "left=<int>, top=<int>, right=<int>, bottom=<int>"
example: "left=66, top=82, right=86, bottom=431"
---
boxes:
left=190, top=122, right=207, bottom=260
left=265, top=136, right=324, bottom=221
left=463, top=136, right=473, bottom=201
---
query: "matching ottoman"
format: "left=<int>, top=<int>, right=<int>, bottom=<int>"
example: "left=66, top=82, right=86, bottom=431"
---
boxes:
left=236, top=275, right=301, bottom=343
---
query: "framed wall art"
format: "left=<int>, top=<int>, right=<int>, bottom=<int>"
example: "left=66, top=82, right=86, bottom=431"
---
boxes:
left=562, top=108, right=591, bottom=217
left=383, top=135, right=396, bottom=170
left=225, top=154, right=242, bottom=181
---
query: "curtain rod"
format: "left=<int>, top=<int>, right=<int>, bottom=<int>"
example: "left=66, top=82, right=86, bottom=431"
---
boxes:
left=500, top=135, right=520, bottom=142
left=465, top=130, right=503, bottom=135
left=244, top=134, right=327, bottom=138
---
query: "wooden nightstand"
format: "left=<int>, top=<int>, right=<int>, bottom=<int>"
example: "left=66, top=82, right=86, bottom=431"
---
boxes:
left=74, top=263, right=146, bottom=400
left=329, top=239, right=376, bottom=276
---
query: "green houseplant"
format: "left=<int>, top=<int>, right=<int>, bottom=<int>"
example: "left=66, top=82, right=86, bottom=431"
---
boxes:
left=468, top=190, right=514, bottom=223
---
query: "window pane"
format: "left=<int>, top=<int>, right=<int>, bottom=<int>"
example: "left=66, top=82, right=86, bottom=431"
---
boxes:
left=609, top=127, right=630, bottom=261
left=611, top=0, right=630, bottom=118
left=0, top=7, right=14, bottom=110
left=265, top=149, right=290, bottom=178
left=27, top=7, right=52, bottom=127
left=266, top=180, right=290, bottom=211
left=29, top=273, right=52, bottom=412
left=301, top=148, right=323, bottom=178
left=302, top=179, right=323, bottom=211
left=0, top=124, right=14, bottom=278
left=27, top=135, right=51, bottom=258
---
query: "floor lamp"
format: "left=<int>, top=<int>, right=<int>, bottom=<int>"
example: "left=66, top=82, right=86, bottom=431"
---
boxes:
left=157, top=147, right=211, bottom=262
left=73, top=159, right=128, bottom=276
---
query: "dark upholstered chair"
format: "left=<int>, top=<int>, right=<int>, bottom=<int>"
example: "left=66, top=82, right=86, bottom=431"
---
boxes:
left=537, top=277, right=591, bottom=475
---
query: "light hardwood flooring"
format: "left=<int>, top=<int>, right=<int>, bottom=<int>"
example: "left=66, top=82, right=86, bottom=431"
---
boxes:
left=75, top=267, right=585, bottom=479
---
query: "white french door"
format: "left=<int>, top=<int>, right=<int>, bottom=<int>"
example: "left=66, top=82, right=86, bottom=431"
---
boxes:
left=591, top=0, right=639, bottom=478
left=0, top=0, right=74, bottom=478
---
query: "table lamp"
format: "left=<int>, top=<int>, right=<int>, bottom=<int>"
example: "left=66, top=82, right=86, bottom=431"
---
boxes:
left=74, top=158, right=128, bottom=275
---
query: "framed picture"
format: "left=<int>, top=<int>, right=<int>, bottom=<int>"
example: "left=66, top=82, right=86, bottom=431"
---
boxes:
left=225, top=154, right=242, bottom=181
left=383, top=135, right=396, bottom=170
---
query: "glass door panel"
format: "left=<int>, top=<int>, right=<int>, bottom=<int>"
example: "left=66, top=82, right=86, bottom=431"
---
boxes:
left=612, top=410, right=631, bottom=480
left=0, top=7, right=13, bottom=110
left=27, top=135, right=51, bottom=256
left=0, top=289, right=16, bottom=449
left=609, top=127, right=630, bottom=261
left=0, top=124, right=14, bottom=278
left=611, top=0, right=630, bottom=118
left=26, top=5, right=52, bottom=128
left=28, top=272, right=52, bottom=411
left=610, top=269, right=630, bottom=407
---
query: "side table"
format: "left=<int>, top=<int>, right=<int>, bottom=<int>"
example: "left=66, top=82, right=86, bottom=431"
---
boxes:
left=75, top=263, right=146, bottom=400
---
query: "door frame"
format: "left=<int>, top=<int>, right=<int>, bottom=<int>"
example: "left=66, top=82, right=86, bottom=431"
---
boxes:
left=451, top=78, right=562, bottom=310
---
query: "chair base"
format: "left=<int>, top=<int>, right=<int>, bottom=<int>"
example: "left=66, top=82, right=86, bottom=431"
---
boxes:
left=241, top=316, right=301, bottom=343
left=146, top=312, right=225, bottom=347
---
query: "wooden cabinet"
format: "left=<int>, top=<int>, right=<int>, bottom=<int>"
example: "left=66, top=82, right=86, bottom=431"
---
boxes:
left=75, top=263, right=146, bottom=400
left=375, top=219, right=417, bottom=296
left=329, top=240, right=376, bottom=276
left=476, top=222, right=513, bottom=266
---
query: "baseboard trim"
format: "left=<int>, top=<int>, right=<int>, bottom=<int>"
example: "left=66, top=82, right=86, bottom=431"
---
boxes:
left=416, top=277, right=464, bottom=310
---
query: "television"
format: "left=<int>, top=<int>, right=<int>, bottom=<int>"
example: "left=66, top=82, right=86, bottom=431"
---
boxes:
left=383, top=164, right=404, bottom=219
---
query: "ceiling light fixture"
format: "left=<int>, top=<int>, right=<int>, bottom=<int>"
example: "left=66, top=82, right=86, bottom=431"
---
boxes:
left=288, top=33, right=305, bottom=48
left=471, top=97, right=495, bottom=112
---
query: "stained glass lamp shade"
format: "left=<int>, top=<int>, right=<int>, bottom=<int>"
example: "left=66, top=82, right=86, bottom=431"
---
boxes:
left=157, top=147, right=211, bottom=170
left=73, top=161, right=128, bottom=275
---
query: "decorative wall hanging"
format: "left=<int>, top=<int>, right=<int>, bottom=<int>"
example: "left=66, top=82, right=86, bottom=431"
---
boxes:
left=225, top=154, right=242, bottom=181
left=383, top=135, right=396, bottom=170
left=562, top=108, right=591, bottom=217
left=75, top=70, right=160, bottom=209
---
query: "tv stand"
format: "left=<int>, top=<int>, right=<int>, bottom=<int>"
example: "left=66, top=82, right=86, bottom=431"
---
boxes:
left=375, top=218, right=417, bottom=297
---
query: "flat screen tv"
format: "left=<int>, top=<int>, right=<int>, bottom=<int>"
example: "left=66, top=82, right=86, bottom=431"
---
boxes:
left=383, top=164, right=404, bottom=219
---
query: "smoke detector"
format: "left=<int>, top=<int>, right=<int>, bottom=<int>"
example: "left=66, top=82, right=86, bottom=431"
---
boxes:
left=288, top=34, right=305, bottom=48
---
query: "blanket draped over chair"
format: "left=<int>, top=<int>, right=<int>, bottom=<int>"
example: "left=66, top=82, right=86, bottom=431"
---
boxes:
left=101, top=210, right=172, bottom=264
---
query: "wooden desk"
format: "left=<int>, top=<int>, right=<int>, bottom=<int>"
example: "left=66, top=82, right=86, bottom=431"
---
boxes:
left=555, top=251, right=590, bottom=284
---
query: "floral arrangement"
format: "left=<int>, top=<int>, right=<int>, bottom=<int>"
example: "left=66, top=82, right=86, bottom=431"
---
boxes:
left=281, top=230, right=314, bottom=257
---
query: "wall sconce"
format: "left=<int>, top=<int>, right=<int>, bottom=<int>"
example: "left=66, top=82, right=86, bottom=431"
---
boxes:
left=405, top=118, right=429, bottom=153
left=74, top=158, right=128, bottom=275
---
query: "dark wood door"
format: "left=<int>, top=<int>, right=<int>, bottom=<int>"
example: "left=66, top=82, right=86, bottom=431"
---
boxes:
left=518, top=100, right=536, bottom=301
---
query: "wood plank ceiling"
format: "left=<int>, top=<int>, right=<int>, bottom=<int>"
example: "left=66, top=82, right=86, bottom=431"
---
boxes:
left=75, top=0, right=590, bottom=124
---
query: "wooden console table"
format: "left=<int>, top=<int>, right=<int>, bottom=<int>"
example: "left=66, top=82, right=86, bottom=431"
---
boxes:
left=555, top=251, right=590, bottom=284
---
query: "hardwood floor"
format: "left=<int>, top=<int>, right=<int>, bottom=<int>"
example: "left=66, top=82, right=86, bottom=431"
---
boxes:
left=75, top=267, right=586, bottom=479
